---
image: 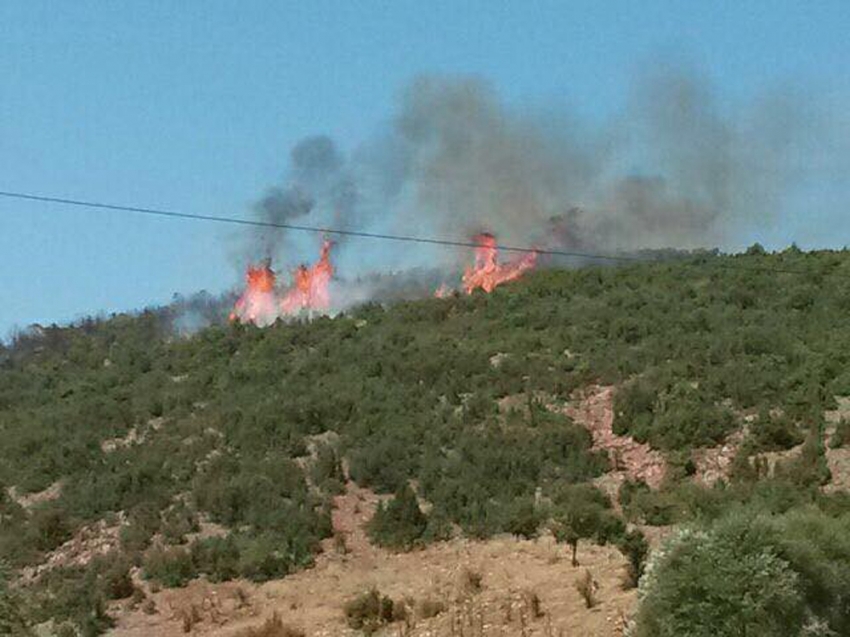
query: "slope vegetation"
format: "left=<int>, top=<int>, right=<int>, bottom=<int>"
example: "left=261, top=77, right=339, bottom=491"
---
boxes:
left=2, top=247, right=850, bottom=634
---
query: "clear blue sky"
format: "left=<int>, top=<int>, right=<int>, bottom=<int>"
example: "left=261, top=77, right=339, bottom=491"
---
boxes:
left=1, top=1, right=848, bottom=335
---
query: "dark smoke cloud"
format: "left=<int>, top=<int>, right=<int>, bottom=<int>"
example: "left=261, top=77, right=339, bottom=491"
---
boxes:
left=247, top=135, right=358, bottom=263
left=245, top=66, right=838, bottom=277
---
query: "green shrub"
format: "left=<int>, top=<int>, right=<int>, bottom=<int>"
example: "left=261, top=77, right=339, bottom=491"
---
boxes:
left=343, top=588, right=399, bottom=634
left=551, top=484, right=623, bottom=566
left=829, top=418, right=850, bottom=449
left=368, top=484, right=428, bottom=550
left=0, top=563, right=30, bottom=636
left=616, top=529, right=649, bottom=589
left=142, top=546, right=196, bottom=588
left=161, top=501, right=199, bottom=545
left=633, top=510, right=850, bottom=637
left=27, top=505, right=73, bottom=553
left=775, top=428, right=832, bottom=487
left=190, top=535, right=240, bottom=582
left=750, top=410, right=804, bottom=452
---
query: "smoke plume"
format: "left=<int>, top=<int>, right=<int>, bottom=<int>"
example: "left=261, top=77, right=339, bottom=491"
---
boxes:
left=244, top=65, right=836, bottom=279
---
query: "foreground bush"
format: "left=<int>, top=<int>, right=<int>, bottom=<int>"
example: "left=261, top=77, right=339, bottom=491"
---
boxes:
left=632, top=509, right=850, bottom=637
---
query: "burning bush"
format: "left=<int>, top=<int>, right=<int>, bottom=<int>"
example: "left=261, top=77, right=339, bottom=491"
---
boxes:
left=231, top=239, right=335, bottom=325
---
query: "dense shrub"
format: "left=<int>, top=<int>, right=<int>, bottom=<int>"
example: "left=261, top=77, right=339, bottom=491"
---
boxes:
left=750, top=410, right=804, bottom=452
left=142, top=546, right=196, bottom=588
left=0, top=563, right=30, bottom=636
left=551, top=484, right=623, bottom=566
left=633, top=510, right=850, bottom=637
left=829, top=418, right=850, bottom=449
left=367, top=484, right=428, bottom=550
left=343, top=588, right=401, bottom=634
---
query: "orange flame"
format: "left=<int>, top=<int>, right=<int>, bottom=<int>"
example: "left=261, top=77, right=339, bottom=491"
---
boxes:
left=231, top=239, right=335, bottom=325
left=281, top=239, right=334, bottom=314
left=461, top=233, right=537, bottom=294
left=434, top=283, right=453, bottom=299
left=229, top=261, right=280, bottom=326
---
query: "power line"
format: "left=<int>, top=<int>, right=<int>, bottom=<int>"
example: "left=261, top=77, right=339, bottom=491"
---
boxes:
left=0, top=189, right=643, bottom=262
left=0, top=189, right=834, bottom=278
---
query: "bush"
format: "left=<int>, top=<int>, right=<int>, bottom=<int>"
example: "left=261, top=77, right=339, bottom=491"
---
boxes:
left=27, top=505, right=73, bottom=553
left=633, top=510, right=850, bottom=637
left=750, top=411, right=803, bottom=452
left=416, top=597, right=446, bottom=619
left=97, top=553, right=135, bottom=600
left=0, top=563, right=30, bottom=636
left=142, top=546, right=196, bottom=588
left=367, top=484, right=428, bottom=550
left=775, top=428, right=831, bottom=487
left=616, top=529, right=649, bottom=589
left=829, top=419, right=850, bottom=449
left=161, top=501, right=199, bottom=545
left=343, top=588, right=399, bottom=634
left=234, top=612, right=305, bottom=637
left=575, top=569, right=597, bottom=608
left=504, top=498, right=543, bottom=540
left=190, top=535, right=240, bottom=582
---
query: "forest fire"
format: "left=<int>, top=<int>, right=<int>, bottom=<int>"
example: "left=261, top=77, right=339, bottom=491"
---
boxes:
left=280, top=239, right=334, bottom=314
left=229, top=261, right=279, bottom=326
left=461, top=233, right=537, bottom=294
left=230, top=239, right=335, bottom=325
left=434, top=233, right=538, bottom=297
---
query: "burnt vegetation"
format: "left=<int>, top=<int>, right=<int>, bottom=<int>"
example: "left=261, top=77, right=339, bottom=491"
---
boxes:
left=3, top=247, right=850, bottom=633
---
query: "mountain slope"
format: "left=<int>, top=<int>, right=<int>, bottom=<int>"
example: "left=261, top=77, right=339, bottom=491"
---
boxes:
left=3, top=247, right=850, bottom=634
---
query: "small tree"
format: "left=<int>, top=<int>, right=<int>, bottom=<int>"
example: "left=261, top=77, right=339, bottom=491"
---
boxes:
left=367, top=484, right=428, bottom=550
left=551, top=485, right=621, bottom=566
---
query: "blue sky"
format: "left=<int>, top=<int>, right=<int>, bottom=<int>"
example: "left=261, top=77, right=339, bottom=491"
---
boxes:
left=1, top=1, right=848, bottom=335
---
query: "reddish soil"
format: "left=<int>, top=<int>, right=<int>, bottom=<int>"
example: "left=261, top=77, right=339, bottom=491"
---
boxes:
left=563, top=386, right=665, bottom=493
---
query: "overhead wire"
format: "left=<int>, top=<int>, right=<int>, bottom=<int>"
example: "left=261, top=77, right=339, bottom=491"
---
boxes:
left=0, top=189, right=838, bottom=278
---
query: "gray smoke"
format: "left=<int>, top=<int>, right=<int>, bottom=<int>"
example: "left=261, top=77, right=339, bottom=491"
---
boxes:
left=248, top=135, right=357, bottom=262
left=246, top=66, right=836, bottom=276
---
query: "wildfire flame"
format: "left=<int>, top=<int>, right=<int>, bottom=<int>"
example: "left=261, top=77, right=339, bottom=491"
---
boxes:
left=229, top=260, right=280, bottom=326
left=434, top=283, right=453, bottom=299
left=281, top=239, right=334, bottom=314
left=231, top=239, right=335, bottom=325
left=457, top=232, right=538, bottom=294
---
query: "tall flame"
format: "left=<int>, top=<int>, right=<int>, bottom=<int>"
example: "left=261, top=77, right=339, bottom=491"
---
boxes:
left=281, top=239, right=334, bottom=314
left=229, top=260, right=280, bottom=326
left=231, top=239, right=335, bottom=325
left=461, top=233, right=537, bottom=294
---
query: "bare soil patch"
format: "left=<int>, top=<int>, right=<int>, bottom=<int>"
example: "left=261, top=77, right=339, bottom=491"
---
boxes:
left=109, top=483, right=636, bottom=637
left=563, top=386, right=665, bottom=493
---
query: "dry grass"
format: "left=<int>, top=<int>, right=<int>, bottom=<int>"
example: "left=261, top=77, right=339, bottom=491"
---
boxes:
left=522, top=589, right=544, bottom=619
left=233, top=613, right=305, bottom=637
left=416, top=597, right=446, bottom=619
left=455, top=566, right=483, bottom=599
left=180, top=604, right=201, bottom=633
left=575, top=569, right=598, bottom=609
left=108, top=482, right=643, bottom=637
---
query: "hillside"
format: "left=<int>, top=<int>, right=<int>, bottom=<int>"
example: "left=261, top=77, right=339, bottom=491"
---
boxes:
left=3, top=247, right=850, bottom=636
